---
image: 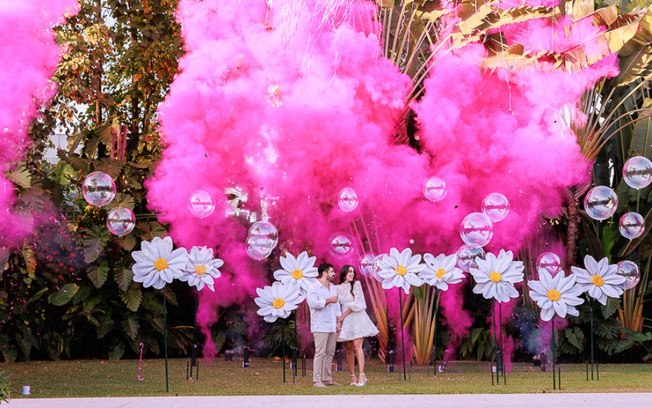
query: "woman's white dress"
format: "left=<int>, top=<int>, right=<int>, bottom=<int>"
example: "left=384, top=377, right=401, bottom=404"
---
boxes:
left=337, top=281, right=379, bottom=342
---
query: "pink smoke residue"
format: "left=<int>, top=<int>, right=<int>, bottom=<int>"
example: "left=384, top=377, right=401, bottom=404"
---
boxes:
left=0, top=0, right=78, bottom=247
left=414, top=7, right=618, bottom=362
left=149, top=0, right=619, bottom=359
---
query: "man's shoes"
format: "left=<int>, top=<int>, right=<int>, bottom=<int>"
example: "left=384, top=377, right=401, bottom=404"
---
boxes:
left=313, top=382, right=327, bottom=388
left=325, top=381, right=342, bottom=386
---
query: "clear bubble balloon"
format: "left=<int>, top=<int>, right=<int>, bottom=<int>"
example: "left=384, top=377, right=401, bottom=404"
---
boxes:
left=338, top=187, right=359, bottom=213
left=617, top=260, right=640, bottom=290
left=481, top=192, right=510, bottom=223
left=329, top=233, right=354, bottom=258
left=619, top=212, right=645, bottom=240
left=245, top=236, right=273, bottom=261
left=623, top=156, right=652, bottom=190
left=460, top=212, right=494, bottom=248
left=536, top=252, right=562, bottom=276
left=424, top=177, right=447, bottom=203
left=359, top=253, right=376, bottom=277
left=371, top=254, right=385, bottom=282
left=82, top=171, right=116, bottom=207
left=188, top=190, right=215, bottom=219
left=106, top=207, right=136, bottom=237
left=583, top=186, right=618, bottom=221
left=456, top=245, right=485, bottom=272
left=248, top=221, right=279, bottom=252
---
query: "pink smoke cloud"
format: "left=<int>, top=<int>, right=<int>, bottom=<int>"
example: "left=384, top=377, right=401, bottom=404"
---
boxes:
left=149, top=0, right=619, bottom=360
left=413, top=7, right=618, bottom=364
left=0, top=0, right=78, bottom=247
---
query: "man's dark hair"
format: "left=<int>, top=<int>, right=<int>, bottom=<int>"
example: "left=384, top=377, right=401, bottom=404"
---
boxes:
left=317, top=263, right=334, bottom=278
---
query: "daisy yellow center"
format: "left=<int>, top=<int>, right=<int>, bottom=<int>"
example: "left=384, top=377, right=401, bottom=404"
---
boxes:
left=396, top=265, right=408, bottom=276
left=592, top=275, right=604, bottom=287
left=272, top=298, right=285, bottom=309
left=547, top=289, right=561, bottom=302
left=436, top=268, right=446, bottom=279
left=291, top=269, right=303, bottom=280
left=194, top=264, right=207, bottom=276
left=154, top=258, right=168, bottom=272
left=489, top=271, right=502, bottom=283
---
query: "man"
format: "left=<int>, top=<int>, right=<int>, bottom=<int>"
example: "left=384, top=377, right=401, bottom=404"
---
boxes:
left=307, top=262, right=341, bottom=387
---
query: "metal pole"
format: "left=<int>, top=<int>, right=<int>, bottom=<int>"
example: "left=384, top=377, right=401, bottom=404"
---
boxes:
left=590, top=302, right=595, bottom=380
left=399, top=289, right=407, bottom=381
left=163, top=293, right=169, bottom=393
left=433, top=289, right=439, bottom=376
left=282, top=319, right=286, bottom=383
left=492, top=301, right=499, bottom=385
left=552, top=317, right=556, bottom=390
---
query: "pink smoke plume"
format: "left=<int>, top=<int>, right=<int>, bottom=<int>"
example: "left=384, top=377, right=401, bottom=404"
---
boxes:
left=148, top=0, right=618, bottom=360
left=0, top=0, right=78, bottom=247
left=414, top=6, right=618, bottom=366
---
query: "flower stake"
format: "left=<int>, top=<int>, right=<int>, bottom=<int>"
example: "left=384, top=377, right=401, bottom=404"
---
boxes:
left=470, top=250, right=524, bottom=385
left=377, top=248, right=427, bottom=381
left=421, top=253, right=465, bottom=376
left=528, top=268, right=585, bottom=390
left=571, top=255, right=625, bottom=380
left=131, top=236, right=188, bottom=392
left=254, top=281, right=303, bottom=383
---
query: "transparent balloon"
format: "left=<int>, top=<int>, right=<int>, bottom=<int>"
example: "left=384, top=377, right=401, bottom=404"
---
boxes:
left=359, top=253, right=376, bottom=277
left=338, top=187, right=359, bottom=213
left=106, top=207, right=136, bottom=237
left=248, top=221, right=279, bottom=252
left=583, top=186, right=618, bottom=221
left=188, top=190, right=215, bottom=219
left=481, top=192, right=510, bottom=223
left=460, top=212, right=494, bottom=248
left=456, top=245, right=485, bottom=272
left=619, top=212, right=645, bottom=240
left=424, top=177, right=447, bottom=202
left=82, top=171, right=116, bottom=207
left=536, top=252, right=562, bottom=276
left=245, top=239, right=272, bottom=261
left=617, top=260, right=640, bottom=290
left=329, top=233, right=354, bottom=258
left=622, top=156, right=652, bottom=190
left=371, top=254, right=385, bottom=282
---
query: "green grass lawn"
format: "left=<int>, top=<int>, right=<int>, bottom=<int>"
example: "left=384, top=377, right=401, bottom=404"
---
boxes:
left=1, top=358, right=651, bottom=398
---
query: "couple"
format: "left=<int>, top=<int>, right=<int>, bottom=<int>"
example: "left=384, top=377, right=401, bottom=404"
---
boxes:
left=306, top=263, right=379, bottom=387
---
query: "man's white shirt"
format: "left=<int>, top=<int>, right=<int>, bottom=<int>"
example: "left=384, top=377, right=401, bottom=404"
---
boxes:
left=307, top=280, right=341, bottom=333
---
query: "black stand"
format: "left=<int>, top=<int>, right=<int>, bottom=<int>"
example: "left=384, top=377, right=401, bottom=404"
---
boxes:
left=398, top=289, right=408, bottom=381
left=186, top=343, right=199, bottom=380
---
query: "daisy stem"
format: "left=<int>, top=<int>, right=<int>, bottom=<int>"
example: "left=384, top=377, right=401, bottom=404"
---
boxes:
left=433, top=289, right=440, bottom=376
left=399, top=288, right=407, bottom=381
left=163, top=291, right=169, bottom=393
left=552, top=317, right=556, bottom=390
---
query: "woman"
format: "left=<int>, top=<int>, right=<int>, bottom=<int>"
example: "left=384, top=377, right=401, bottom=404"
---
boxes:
left=337, top=265, right=379, bottom=386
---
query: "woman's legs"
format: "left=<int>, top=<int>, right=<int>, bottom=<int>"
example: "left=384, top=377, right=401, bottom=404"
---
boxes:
left=353, top=338, right=365, bottom=376
left=344, top=341, right=355, bottom=377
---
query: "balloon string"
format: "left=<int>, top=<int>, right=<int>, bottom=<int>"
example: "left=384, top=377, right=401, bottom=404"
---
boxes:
left=137, top=342, right=145, bottom=381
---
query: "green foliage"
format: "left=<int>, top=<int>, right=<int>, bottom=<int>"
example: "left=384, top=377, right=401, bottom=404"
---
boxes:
left=0, top=370, right=9, bottom=403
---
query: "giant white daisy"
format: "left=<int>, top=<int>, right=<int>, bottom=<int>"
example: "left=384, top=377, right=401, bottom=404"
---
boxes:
left=254, top=281, right=304, bottom=323
left=528, top=269, right=585, bottom=321
left=180, top=246, right=224, bottom=291
left=469, top=249, right=524, bottom=303
left=132, top=236, right=188, bottom=290
left=420, top=253, right=465, bottom=291
left=571, top=255, right=626, bottom=305
left=377, top=248, right=426, bottom=294
left=272, top=251, right=318, bottom=295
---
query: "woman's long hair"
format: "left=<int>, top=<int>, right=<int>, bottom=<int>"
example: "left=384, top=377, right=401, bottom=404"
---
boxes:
left=339, top=264, right=357, bottom=296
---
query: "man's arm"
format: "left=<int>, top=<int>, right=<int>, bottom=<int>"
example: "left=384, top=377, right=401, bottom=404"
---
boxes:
left=307, top=285, right=326, bottom=310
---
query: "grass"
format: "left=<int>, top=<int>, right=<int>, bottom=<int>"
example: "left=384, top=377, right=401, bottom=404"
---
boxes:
left=1, top=358, right=651, bottom=398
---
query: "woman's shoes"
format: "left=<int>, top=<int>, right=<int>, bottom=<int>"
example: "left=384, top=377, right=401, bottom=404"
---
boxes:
left=356, top=374, right=367, bottom=386
left=349, top=374, right=357, bottom=386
